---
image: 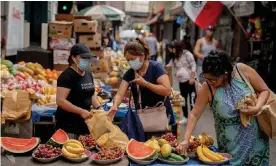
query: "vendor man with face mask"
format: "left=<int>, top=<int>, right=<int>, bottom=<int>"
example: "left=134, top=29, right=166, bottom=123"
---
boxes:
left=56, top=43, right=102, bottom=139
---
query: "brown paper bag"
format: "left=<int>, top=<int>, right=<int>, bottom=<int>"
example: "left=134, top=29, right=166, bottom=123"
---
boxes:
left=85, top=110, right=129, bottom=150
left=2, top=90, right=32, bottom=123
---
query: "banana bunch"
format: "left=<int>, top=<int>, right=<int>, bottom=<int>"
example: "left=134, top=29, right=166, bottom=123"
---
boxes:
left=42, top=87, right=56, bottom=95
left=37, top=95, right=53, bottom=105
left=198, top=133, right=214, bottom=146
left=144, top=137, right=161, bottom=153
left=62, top=139, right=85, bottom=158
left=236, top=94, right=257, bottom=127
left=197, top=145, right=225, bottom=162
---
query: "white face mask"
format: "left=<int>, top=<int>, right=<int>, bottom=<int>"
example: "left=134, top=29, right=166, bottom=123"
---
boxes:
left=128, top=58, right=143, bottom=70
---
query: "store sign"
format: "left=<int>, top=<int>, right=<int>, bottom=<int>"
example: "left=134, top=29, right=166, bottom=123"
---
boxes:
left=124, top=1, right=149, bottom=14
left=233, top=2, right=254, bottom=17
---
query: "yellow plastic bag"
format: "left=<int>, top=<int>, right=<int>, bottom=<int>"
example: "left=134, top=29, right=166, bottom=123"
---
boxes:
left=85, top=110, right=129, bottom=150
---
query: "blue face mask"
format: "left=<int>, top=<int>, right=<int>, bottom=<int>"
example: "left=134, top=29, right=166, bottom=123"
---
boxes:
left=77, top=58, right=91, bottom=71
left=129, top=58, right=143, bottom=70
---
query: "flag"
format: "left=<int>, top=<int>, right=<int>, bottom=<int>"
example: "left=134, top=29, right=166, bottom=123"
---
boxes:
left=183, top=1, right=223, bottom=29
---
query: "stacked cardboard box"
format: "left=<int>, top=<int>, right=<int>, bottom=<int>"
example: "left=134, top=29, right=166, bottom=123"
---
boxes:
left=49, top=14, right=75, bottom=71
left=74, top=17, right=104, bottom=60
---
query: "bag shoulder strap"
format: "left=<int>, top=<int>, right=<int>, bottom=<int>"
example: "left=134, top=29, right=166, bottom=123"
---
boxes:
left=207, top=83, right=214, bottom=107
left=235, top=63, right=255, bottom=93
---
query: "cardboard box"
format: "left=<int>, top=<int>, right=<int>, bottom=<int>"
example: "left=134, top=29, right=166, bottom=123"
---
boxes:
left=54, top=64, right=69, bottom=71
left=79, top=34, right=101, bottom=48
left=55, top=14, right=74, bottom=21
left=91, top=59, right=110, bottom=73
left=53, top=50, right=70, bottom=64
left=48, top=21, right=73, bottom=38
left=74, top=19, right=98, bottom=33
left=91, top=50, right=104, bottom=59
left=49, top=38, right=76, bottom=50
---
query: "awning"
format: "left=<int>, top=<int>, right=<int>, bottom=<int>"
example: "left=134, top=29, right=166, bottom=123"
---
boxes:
left=170, top=3, right=184, bottom=15
left=145, top=13, right=162, bottom=25
left=145, top=8, right=164, bottom=25
left=76, top=5, right=125, bottom=21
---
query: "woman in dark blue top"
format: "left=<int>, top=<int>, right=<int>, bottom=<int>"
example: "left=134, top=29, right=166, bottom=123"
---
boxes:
left=108, top=38, right=172, bottom=139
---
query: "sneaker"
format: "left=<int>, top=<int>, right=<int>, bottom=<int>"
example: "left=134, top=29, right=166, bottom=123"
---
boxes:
left=179, top=118, right=187, bottom=125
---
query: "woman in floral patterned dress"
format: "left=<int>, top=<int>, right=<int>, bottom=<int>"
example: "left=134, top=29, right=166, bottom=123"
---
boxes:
left=176, top=50, right=270, bottom=166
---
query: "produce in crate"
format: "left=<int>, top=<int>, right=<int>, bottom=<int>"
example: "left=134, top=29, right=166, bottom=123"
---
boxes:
left=37, top=95, right=56, bottom=105
left=1, top=60, right=15, bottom=75
left=62, top=139, right=85, bottom=158
left=33, top=144, right=62, bottom=158
left=126, top=139, right=157, bottom=160
left=159, top=133, right=179, bottom=148
left=1, top=137, right=40, bottom=153
left=42, top=87, right=56, bottom=95
left=78, top=135, right=96, bottom=149
left=47, top=129, right=69, bottom=148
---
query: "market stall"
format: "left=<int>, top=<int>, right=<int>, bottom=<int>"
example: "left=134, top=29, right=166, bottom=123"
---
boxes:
left=1, top=53, right=231, bottom=166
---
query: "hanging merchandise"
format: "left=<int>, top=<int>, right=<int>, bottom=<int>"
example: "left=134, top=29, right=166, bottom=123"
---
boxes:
left=176, top=15, right=183, bottom=25
left=246, top=16, right=263, bottom=41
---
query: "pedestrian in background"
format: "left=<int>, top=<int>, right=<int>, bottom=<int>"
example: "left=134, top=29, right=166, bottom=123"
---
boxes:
left=194, top=25, right=219, bottom=82
left=167, top=41, right=196, bottom=124
left=177, top=50, right=270, bottom=165
left=145, top=33, right=158, bottom=61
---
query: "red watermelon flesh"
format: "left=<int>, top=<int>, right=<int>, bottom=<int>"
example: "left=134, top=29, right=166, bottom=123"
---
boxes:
left=1, top=137, right=40, bottom=153
left=47, top=129, right=68, bottom=147
left=127, top=139, right=156, bottom=160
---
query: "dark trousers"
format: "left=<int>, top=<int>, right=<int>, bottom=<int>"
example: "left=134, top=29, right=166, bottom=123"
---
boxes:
left=150, top=54, right=157, bottom=61
left=179, top=81, right=196, bottom=118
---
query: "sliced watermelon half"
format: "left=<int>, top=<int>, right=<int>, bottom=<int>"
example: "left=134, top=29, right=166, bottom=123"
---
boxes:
left=126, top=139, right=156, bottom=160
left=47, top=129, right=68, bottom=147
left=1, top=137, right=40, bottom=154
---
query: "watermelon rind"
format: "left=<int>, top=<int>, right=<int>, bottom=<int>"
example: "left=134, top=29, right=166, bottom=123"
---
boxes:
left=1, top=137, right=40, bottom=154
left=126, top=139, right=156, bottom=160
left=46, top=129, right=68, bottom=148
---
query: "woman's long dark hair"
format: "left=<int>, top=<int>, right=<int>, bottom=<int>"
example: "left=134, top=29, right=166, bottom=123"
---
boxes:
left=171, top=41, right=193, bottom=61
left=202, top=50, right=234, bottom=83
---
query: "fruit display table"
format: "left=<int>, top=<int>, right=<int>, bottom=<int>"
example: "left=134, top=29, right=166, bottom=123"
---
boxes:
left=1, top=152, right=129, bottom=166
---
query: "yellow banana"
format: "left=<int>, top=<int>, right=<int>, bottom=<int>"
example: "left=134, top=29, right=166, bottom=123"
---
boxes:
left=202, top=145, right=224, bottom=161
left=65, top=139, right=83, bottom=148
left=65, top=145, right=85, bottom=154
left=197, top=146, right=212, bottom=162
left=240, top=113, right=247, bottom=127
left=66, top=143, right=83, bottom=149
left=62, top=147, right=80, bottom=158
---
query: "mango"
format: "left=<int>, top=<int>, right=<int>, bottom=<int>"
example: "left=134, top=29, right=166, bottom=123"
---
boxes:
left=158, top=139, right=169, bottom=147
left=161, top=144, right=172, bottom=158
